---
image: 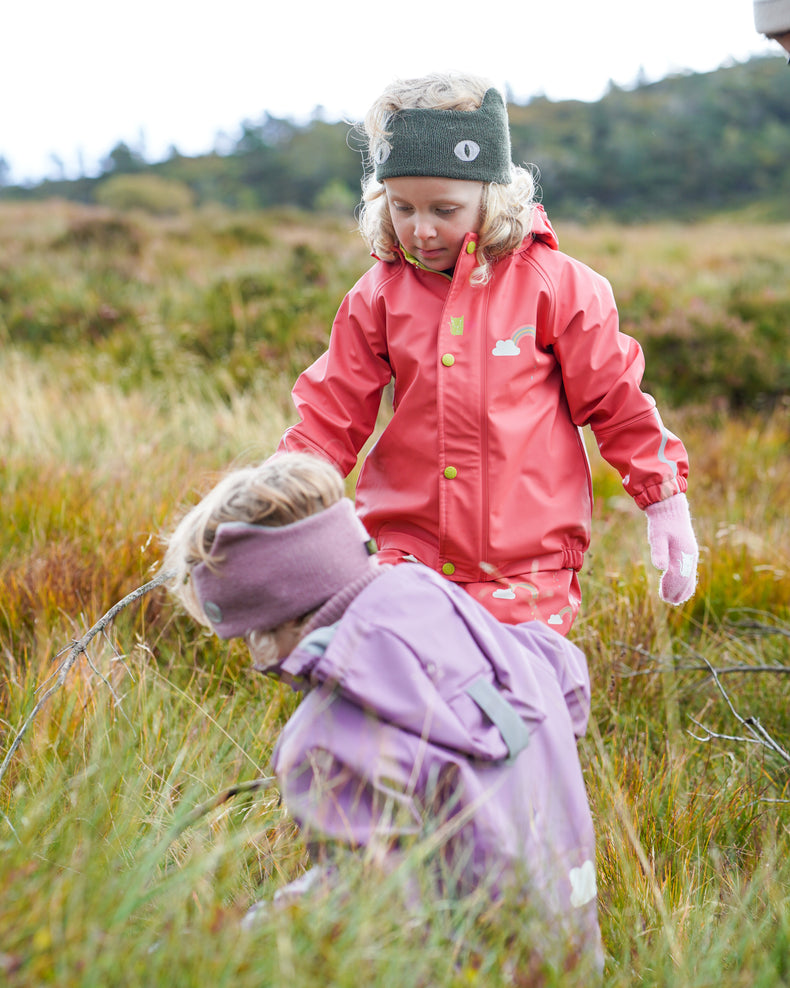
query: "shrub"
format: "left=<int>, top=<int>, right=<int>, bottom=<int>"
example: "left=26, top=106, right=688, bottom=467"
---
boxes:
left=52, top=215, right=144, bottom=255
left=638, top=290, right=790, bottom=410
left=95, top=174, right=194, bottom=215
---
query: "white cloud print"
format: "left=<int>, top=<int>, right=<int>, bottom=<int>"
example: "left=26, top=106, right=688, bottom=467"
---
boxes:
left=492, top=339, right=520, bottom=356
left=569, top=860, right=597, bottom=908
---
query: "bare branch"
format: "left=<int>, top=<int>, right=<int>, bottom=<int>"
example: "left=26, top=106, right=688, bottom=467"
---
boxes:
left=732, top=621, right=790, bottom=639
left=80, top=643, right=130, bottom=721
left=613, top=638, right=789, bottom=679
left=687, top=716, right=763, bottom=748
left=725, top=609, right=790, bottom=639
left=1, top=809, right=20, bottom=843
left=620, top=663, right=790, bottom=679
left=687, top=655, right=790, bottom=765
left=105, top=628, right=136, bottom=684
left=169, top=777, right=277, bottom=839
left=0, top=569, right=174, bottom=793
left=743, top=715, right=790, bottom=762
left=612, top=641, right=663, bottom=664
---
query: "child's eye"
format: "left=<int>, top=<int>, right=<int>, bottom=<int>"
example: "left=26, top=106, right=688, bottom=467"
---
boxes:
left=436, top=207, right=458, bottom=216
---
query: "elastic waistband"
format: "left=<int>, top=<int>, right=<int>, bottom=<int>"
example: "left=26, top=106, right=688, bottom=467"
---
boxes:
left=374, top=540, right=585, bottom=581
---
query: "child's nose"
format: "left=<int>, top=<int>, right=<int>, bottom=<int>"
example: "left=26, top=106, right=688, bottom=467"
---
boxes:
left=414, top=215, right=437, bottom=240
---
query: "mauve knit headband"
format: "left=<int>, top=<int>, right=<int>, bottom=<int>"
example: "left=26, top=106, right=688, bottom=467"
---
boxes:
left=192, top=498, right=377, bottom=639
left=373, top=87, right=513, bottom=185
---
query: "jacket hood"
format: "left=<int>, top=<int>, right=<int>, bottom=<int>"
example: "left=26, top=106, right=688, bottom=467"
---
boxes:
left=528, top=203, right=559, bottom=251
left=279, top=565, right=590, bottom=763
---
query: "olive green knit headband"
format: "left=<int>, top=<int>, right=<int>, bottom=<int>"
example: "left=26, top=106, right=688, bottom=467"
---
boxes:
left=373, top=87, right=513, bottom=185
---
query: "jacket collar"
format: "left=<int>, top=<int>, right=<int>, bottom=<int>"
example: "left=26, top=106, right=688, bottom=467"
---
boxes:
left=396, top=232, right=479, bottom=280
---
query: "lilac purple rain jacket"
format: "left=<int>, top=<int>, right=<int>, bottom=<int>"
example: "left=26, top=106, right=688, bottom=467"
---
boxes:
left=271, top=563, right=601, bottom=957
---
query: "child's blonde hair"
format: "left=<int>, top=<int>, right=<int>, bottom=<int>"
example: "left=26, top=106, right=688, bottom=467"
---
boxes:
left=357, top=72, right=538, bottom=284
left=163, top=453, right=344, bottom=628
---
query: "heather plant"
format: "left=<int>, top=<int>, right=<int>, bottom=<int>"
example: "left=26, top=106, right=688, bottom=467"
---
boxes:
left=559, top=219, right=790, bottom=410
left=94, top=173, right=195, bottom=215
left=0, top=201, right=370, bottom=391
left=1, top=202, right=788, bottom=986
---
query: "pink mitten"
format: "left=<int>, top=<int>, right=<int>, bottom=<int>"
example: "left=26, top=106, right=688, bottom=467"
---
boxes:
left=645, top=493, right=699, bottom=605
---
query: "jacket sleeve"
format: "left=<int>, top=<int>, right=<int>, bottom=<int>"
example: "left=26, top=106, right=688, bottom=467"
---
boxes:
left=277, top=275, right=393, bottom=477
left=520, top=622, right=591, bottom=739
left=545, top=259, right=689, bottom=509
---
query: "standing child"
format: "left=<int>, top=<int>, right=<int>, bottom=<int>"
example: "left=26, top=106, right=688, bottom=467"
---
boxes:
left=276, top=72, right=698, bottom=632
left=163, top=452, right=602, bottom=973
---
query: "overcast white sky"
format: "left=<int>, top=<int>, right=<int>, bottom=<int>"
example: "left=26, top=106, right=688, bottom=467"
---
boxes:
left=1, top=0, right=780, bottom=183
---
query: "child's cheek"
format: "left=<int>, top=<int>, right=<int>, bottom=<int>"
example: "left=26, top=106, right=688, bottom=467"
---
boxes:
left=248, top=631, right=279, bottom=672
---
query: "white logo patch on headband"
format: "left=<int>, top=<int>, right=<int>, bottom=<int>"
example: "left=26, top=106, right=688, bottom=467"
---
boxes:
left=454, top=140, right=481, bottom=162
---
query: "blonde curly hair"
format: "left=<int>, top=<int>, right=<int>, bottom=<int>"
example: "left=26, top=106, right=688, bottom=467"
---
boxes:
left=356, top=72, right=539, bottom=284
left=162, top=453, right=344, bottom=628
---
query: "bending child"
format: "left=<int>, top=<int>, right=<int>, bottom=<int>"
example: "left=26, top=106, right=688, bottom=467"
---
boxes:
left=163, top=452, right=603, bottom=973
left=276, top=71, right=698, bottom=632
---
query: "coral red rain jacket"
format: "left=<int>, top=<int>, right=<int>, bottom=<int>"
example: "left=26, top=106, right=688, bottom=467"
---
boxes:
left=278, top=206, right=689, bottom=586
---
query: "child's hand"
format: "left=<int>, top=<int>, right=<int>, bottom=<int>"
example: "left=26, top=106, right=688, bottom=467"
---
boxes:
left=645, top=493, right=699, bottom=605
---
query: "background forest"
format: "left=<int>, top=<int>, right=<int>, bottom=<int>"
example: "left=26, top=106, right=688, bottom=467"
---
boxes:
left=2, top=55, right=789, bottom=222
left=0, top=51, right=789, bottom=987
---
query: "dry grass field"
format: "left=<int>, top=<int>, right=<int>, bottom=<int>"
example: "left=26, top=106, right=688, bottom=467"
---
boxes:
left=1, top=201, right=788, bottom=986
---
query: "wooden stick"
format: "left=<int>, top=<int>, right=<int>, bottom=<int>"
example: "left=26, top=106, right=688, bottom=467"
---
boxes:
left=0, top=569, right=174, bottom=791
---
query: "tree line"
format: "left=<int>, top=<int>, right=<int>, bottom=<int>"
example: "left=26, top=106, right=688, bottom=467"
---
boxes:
left=2, top=55, right=788, bottom=221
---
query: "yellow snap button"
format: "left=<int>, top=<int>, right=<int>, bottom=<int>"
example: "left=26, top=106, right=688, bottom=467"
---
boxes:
left=466, top=241, right=476, bottom=253
left=442, top=562, right=456, bottom=575
left=444, top=466, right=457, bottom=479
left=441, top=353, right=455, bottom=367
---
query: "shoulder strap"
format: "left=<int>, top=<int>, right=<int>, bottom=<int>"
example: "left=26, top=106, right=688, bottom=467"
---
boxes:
left=298, top=621, right=341, bottom=658
left=465, top=676, right=530, bottom=761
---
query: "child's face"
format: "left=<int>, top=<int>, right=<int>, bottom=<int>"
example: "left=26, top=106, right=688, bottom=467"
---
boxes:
left=384, top=176, right=483, bottom=272
left=246, top=619, right=305, bottom=673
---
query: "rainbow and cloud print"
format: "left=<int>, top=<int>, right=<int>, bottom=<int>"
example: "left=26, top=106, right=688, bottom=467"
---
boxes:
left=492, top=582, right=573, bottom=627
left=492, top=324, right=535, bottom=356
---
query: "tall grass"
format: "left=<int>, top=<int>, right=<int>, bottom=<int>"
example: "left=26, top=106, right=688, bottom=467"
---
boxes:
left=1, top=202, right=788, bottom=986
